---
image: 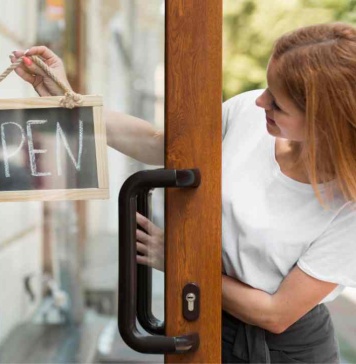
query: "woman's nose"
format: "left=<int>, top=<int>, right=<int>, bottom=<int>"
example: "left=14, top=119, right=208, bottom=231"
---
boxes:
left=255, top=91, right=271, bottom=110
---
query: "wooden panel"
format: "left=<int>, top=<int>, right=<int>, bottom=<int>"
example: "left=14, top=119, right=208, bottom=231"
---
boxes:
left=93, top=106, right=109, bottom=190
left=165, top=1, right=222, bottom=363
left=0, top=188, right=108, bottom=202
left=0, top=95, right=102, bottom=109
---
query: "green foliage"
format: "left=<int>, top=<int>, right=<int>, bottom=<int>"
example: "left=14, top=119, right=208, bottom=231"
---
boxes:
left=223, top=0, right=356, bottom=100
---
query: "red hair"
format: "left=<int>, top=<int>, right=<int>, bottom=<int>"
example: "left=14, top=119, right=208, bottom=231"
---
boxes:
left=272, top=23, right=356, bottom=207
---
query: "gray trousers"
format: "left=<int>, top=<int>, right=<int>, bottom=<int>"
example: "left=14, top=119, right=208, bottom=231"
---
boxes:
left=222, top=304, right=340, bottom=363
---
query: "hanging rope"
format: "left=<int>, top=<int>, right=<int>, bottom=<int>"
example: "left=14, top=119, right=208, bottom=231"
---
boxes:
left=0, top=56, right=83, bottom=109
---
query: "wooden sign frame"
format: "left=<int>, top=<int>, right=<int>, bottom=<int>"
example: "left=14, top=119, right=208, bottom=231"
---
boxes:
left=0, top=95, right=109, bottom=202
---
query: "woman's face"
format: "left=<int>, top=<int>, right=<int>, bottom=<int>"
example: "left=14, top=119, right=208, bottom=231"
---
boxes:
left=255, top=59, right=306, bottom=142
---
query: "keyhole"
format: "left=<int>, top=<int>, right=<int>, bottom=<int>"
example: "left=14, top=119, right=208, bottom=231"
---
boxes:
left=186, top=293, right=196, bottom=311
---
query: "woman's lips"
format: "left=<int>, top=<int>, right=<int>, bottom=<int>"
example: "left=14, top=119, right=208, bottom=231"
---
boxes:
left=266, top=116, right=276, bottom=125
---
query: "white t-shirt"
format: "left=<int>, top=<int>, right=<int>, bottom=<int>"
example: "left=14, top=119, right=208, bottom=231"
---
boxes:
left=222, top=89, right=356, bottom=303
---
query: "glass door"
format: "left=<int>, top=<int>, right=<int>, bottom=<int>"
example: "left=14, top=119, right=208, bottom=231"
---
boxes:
left=0, top=1, right=166, bottom=363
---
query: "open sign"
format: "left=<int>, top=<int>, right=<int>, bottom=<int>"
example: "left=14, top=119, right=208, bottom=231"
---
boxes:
left=0, top=96, right=108, bottom=202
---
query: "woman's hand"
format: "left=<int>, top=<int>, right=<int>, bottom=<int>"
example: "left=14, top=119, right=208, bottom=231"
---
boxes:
left=136, top=212, right=164, bottom=272
left=10, top=46, right=72, bottom=97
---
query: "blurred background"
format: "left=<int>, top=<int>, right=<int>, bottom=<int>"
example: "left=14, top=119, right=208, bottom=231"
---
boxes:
left=0, top=0, right=355, bottom=363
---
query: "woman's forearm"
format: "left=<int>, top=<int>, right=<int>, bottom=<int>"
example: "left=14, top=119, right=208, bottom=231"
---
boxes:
left=223, top=267, right=337, bottom=335
left=105, top=110, right=164, bottom=165
left=222, top=275, right=281, bottom=333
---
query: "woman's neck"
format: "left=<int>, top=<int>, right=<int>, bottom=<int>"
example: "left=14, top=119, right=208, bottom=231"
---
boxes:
left=275, top=138, right=310, bottom=183
left=275, top=138, right=335, bottom=184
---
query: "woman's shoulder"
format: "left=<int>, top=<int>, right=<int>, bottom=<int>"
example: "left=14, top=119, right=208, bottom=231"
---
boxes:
left=333, top=200, right=356, bottom=223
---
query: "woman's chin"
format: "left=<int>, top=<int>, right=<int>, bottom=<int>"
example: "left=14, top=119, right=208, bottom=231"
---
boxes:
left=266, top=122, right=280, bottom=136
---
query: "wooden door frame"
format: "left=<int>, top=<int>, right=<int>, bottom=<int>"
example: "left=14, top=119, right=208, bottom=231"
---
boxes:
left=165, top=1, right=223, bottom=363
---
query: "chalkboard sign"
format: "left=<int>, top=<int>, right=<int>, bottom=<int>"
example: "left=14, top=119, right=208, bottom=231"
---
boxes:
left=0, top=96, right=108, bottom=202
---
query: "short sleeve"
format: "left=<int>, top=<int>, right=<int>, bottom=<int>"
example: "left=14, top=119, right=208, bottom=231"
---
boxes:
left=297, top=202, right=356, bottom=287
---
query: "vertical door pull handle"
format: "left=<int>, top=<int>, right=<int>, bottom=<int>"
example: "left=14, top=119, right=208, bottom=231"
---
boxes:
left=137, top=190, right=165, bottom=335
left=118, top=168, right=201, bottom=354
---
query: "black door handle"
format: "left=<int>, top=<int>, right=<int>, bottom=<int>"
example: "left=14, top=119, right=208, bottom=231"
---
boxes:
left=136, top=190, right=165, bottom=335
left=118, top=168, right=201, bottom=353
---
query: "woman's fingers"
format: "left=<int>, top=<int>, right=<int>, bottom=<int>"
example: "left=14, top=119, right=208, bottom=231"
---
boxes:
left=25, top=46, right=62, bottom=65
left=136, top=229, right=151, bottom=244
left=136, top=212, right=151, bottom=231
left=136, top=241, right=165, bottom=272
left=10, top=54, right=31, bottom=77
left=136, top=241, right=148, bottom=255
left=10, top=53, right=47, bottom=79
left=12, top=50, right=25, bottom=58
left=23, top=58, right=47, bottom=79
left=13, top=47, right=61, bottom=67
left=137, top=255, right=149, bottom=266
left=13, top=48, right=64, bottom=81
left=11, top=63, right=35, bottom=84
left=136, top=212, right=162, bottom=235
left=11, top=47, right=72, bottom=97
left=10, top=55, right=53, bottom=97
left=136, top=221, right=165, bottom=271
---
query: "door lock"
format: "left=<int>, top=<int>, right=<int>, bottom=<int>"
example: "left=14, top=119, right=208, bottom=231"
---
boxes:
left=186, top=293, right=196, bottom=311
left=183, top=283, right=200, bottom=321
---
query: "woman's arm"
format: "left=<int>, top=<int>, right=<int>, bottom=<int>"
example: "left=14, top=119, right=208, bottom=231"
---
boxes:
left=11, top=46, right=164, bottom=165
left=105, top=110, right=164, bottom=165
left=135, top=213, right=338, bottom=334
left=222, top=266, right=337, bottom=334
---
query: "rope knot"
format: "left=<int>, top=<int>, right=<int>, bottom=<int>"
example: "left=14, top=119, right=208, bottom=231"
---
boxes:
left=59, top=92, right=84, bottom=109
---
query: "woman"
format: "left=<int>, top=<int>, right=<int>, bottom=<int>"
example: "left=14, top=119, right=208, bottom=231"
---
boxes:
left=11, top=22, right=356, bottom=363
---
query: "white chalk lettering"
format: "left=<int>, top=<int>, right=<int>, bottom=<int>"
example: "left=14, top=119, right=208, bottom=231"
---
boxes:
left=27, top=120, right=51, bottom=177
left=1, top=122, right=25, bottom=178
left=56, top=120, right=83, bottom=176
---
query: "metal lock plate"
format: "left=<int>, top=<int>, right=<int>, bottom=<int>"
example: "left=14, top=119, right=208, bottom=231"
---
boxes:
left=182, top=283, right=200, bottom=321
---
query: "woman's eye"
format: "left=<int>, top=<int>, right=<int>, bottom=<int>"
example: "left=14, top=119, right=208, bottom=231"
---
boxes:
left=271, top=100, right=281, bottom=111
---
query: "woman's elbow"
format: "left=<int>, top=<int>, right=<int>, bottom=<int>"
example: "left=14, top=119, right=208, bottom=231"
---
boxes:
left=266, top=322, right=289, bottom=335
left=150, top=129, right=164, bottom=165
left=263, top=314, right=291, bottom=335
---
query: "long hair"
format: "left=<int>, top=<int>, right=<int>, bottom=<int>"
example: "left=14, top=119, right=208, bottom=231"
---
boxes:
left=272, top=23, right=356, bottom=207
